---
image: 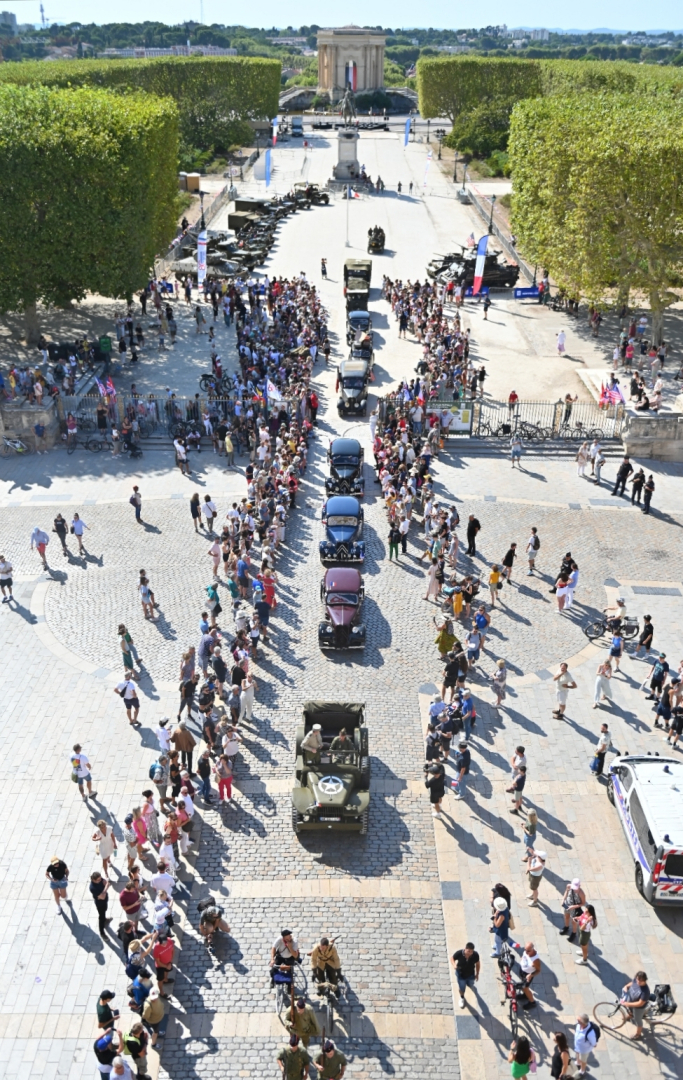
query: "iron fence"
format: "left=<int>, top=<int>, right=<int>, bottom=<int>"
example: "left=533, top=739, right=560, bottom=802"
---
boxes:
left=377, top=394, right=625, bottom=442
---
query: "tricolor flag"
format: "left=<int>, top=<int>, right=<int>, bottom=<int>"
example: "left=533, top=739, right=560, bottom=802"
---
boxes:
left=265, top=379, right=283, bottom=402
left=272, top=117, right=278, bottom=147
left=472, top=236, right=489, bottom=296
left=105, top=376, right=117, bottom=402
left=347, top=186, right=360, bottom=200
left=466, top=233, right=476, bottom=248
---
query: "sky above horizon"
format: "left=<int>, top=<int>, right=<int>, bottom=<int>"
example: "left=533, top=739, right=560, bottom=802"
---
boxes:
left=6, top=1, right=683, bottom=32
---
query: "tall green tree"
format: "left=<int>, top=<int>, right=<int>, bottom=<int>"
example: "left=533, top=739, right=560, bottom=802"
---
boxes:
left=509, top=93, right=683, bottom=341
left=0, top=84, right=178, bottom=341
left=0, top=55, right=280, bottom=150
left=417, top=56, right=541, bottom=125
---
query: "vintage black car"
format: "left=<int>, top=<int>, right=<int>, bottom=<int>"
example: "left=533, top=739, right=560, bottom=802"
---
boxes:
left=346, top=309, right=373, bottom=345
left=320, top=495, right=365, bottom=564
left=318, top=567, right=366, bottom=650
left=292, top=701, right=370, bottom=833
left=349, top=333, right=374, bottom=366
left=325, top=437, right=364, bottom=497
left=337, top=358, right=370, bottom=416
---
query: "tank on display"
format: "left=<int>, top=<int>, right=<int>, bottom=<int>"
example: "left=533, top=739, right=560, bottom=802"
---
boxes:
left=427, top=246, right=520, bottom=289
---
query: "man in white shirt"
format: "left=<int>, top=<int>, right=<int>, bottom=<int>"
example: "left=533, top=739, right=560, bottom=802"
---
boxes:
left=270, top=930, right=300, bottom=984
left=149, top=863, right=176, bottom=897
left=0, top=556, right=14, bottom=604
left=70, top=513, right=89, bottom=554
left=594, top=723, right=612, bottom=776
left=70, top=743, right=96, bottom=800
left=553, top=663, right=576, bottom=718
left=155, top=718, right=172, bottom=754
left=174, top=438, right=189, bottom=475
left=511, top=941, right=541, bottom=1009
left=114, top=678, right=140, bottom=724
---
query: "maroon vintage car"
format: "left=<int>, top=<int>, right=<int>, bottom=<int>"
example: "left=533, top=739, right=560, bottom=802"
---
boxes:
left=318, top=566, right=366, bottom=650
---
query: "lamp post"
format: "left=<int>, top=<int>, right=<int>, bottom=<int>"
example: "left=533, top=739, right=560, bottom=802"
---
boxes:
left=427, top=118, right=431, bottom=143
left=488, top=193, right=497, bottom=235
left=453, top=153, right=458, bottom=184
left=199, top=190, right=206, bottom=230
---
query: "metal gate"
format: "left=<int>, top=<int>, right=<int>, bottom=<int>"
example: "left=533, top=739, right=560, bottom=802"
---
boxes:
left=474, top=399, right=625, bottom=441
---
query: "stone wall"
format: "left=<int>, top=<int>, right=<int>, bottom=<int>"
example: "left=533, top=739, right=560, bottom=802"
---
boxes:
left=0, top=398, right=61, bottom=450
left=621, top=411, right=683, bottom=461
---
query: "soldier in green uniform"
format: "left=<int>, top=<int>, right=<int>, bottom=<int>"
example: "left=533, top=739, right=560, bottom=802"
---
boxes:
left=277, top=1033, right=312, bottom=1079
left=288, top=996, right=322, bottom=1049
left=314, top=1040, right=347, bottom=1078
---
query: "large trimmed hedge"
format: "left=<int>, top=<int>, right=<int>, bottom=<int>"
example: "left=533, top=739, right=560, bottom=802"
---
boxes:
left=509, top=93, right=683, bottom=341
left=417, top=57, right=542, bottom=123
left=0, top=55, right=280, bottom=149
left=0, top=83, right=178, bottom=332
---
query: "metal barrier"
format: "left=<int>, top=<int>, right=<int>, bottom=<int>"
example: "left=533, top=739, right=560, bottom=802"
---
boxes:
left=377, top=394, right=625, bottom=442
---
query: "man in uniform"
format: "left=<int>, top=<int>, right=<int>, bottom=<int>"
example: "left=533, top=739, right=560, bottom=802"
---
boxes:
left=301, top=724, right=324, bottom=763
left=314, top=1040, right=347, bottom=1078
left=329, top=729, right=352, bottom=762
left=309, top=937, right=343, bottom=996
left=276, top=1033, right=312, bottom=1079
left=288, top=997, right=321, bottom=1048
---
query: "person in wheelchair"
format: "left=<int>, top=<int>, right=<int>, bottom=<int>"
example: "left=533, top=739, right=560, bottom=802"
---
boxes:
left=270, top=929, right=300, bottom=987
left=309, top=937, right=343, bottom=997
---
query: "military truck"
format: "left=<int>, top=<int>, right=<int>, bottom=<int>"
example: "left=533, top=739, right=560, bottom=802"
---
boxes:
left=343, top=258, right=372, bottom=312
left=337, top=358, right=370, bottom=415
left=292, top=701, right=370, bottom=834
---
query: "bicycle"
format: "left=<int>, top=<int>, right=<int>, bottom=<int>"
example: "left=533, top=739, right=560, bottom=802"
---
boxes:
left=1, top=435, right=29, bottom=456
left=583, top=609, right=640, bottom=642
left=593, top=986, right=676, bottom=1033
left=86, top=435, right=113, bottom=453
left=273, top=963, right=308, bottom=1027
left=498, top=942, right=524, bottom=1039
left=518, top=421, right=551, bottom=442
left=478, top=420, right=514, bottom=439
left=66, top=433, right=80, bottom=455
left=557, top=421, right=604, bottom=441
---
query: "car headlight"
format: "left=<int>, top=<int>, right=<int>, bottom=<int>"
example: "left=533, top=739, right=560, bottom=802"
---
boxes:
left=351, top=627, right=360, bottom=634
left=324, top=626, right=333, bottom=634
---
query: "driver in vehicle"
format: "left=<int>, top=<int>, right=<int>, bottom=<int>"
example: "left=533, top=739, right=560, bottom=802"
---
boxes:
left=301, top=724, right=324, bottom=764
left=329, top=728, right=352, bottom=761
left=270, top=929, right=300, bottom=986
left=309, top=937, right=343, bottom=996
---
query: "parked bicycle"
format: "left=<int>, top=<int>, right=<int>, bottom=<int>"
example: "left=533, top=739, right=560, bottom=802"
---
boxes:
left=593, top=984, right=676, bottom=1034
left=557, top=420, right=604, bottom=441
left=1, top=434, right=29, bottom=456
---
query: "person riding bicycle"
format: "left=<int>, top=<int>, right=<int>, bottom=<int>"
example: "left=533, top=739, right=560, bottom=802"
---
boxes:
left=270, top=929, right=300, bottom=986
left=198, top=900, right=230, bottom=946
left=621, top=971, right=651, bottom=1040
left=309, top=937, right=343, bottom=996
left=605, top=598, right=628, bottom=634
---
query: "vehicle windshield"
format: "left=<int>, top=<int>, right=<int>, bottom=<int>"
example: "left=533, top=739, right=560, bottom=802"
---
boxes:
left=327, top=592, right=358, bottom=605
left=332, top=455, right=359, bottom=465
left=327, top=515, right=358, bottom=527
left=343, top=378, right=365, bottom=389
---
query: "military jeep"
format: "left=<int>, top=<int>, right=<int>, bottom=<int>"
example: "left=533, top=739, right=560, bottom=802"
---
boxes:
left=292, top=701, right=370, bottom=833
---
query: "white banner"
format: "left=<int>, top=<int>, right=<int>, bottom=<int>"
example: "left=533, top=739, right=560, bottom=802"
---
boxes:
left=197, top=230, right=207, bottom=285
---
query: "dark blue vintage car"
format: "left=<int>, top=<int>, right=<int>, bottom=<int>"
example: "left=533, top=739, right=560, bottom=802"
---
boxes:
left=319, top=495, right=365, bottom=565
left=324, top=437, right=364, bottom=497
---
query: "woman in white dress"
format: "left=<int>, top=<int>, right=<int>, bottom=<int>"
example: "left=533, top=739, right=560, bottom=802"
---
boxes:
left=92, top=820, right=117, bottom=878
left=576, top=441, right=590, bottom=477
left=593, top=659, right=613, bottom=709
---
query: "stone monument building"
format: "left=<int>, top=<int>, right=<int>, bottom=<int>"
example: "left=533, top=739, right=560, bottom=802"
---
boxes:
left=317, top=26, right=386, bottom=98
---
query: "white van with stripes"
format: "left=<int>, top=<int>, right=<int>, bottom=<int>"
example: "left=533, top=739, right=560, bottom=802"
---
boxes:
left=607, top=754, right=683, bottom=905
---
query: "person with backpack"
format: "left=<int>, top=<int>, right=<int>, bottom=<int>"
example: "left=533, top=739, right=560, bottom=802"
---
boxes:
left=130, top=486, right=142, bottom=523
left=573, top=1014, right=599, bottom=1074
left=525, top=528, right=540, bottom=576
left=93, top=1025, right=122, bottom=1076
left=122, top=1022, right=150, bottom=1080
left=150, top=755, right=171, bottom=811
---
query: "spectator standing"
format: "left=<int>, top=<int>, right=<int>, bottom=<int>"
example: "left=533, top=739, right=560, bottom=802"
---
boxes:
left=89, top=872, right=112, bottom=939
left=573, top=1015, right=598, bottom=1075
left=593, top=723, right=612, bottom=776
left=70, top=513, right=89, bottom=554
left=453, top=740, right=471, bottom=800
left=526, top=850, right=546, bottom=907
left=450, top=942, right=480, bottom=1009
left=131, top=486, right=142, bottom=523
left=525, top=529, right=539, bottom=576
left=593, top=659, right=613, bottom=709
left=553, top=663, right=577, bottom=719
left=425, top=762, right=446, bottom=817
left=559, top=879, right=586, bottom=941
left=45, top=856, right=69, bottom=914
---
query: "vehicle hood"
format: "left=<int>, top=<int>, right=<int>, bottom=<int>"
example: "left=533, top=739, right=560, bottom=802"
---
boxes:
left=327, top=604, right=356, bottom=627
left=326, top=524, right=358, bottom=543
left=331, top=462, right=360, bottom=479
left=307, top=770, right=354, bottom=807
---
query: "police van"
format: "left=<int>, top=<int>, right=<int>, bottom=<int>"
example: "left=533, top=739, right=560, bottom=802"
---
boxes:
left=607, top=754, right=683, bottom=905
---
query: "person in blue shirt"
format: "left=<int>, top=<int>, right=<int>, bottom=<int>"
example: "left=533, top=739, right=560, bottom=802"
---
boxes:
left=236, top=557, right=250, bottom=598
left=129, top=970, right=153, bottom=1012
left=609, top=632, right=624, bottom=672
left=644, top=653, right=669, bottom=703
left=459, top=689, right=475, bottom=740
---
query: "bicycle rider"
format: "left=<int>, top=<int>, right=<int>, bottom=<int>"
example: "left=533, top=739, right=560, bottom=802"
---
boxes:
left=621, top=971, right=651, bottom=1040
left=309, top=936, right=343, bottom=997
left=270, top=929, right=300, bottom=987
left=605, top=597, right=628, bottom=634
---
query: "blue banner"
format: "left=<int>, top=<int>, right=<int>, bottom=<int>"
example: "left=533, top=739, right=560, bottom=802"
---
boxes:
left=464, top=286, right=489, bottom=297
left=265, top=148, right=271, bottom=188
left=513, top=286, right=540, bottom=299
left=404, top=118, right=411, bottom=147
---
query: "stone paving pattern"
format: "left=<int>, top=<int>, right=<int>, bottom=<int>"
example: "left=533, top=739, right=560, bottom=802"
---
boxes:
left=1, top=130, right=683, bottom=1080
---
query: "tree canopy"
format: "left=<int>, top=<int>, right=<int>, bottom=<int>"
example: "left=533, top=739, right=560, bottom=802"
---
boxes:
left=509, top=93, right=683, bottom=340
left=0, top=55, right=280, bottom=150
left=0, top=83, right=178, bottom=332
left=417, top=56, right=541, bottom=124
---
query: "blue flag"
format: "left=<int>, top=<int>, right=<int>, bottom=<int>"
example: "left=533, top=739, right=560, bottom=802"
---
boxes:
left=404, top=118, right=411, bottom=147
left=265, top=148, right=271, bottom=188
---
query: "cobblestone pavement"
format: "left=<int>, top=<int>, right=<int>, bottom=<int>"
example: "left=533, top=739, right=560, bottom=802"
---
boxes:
left=2, top=175, right=683, bottom=1080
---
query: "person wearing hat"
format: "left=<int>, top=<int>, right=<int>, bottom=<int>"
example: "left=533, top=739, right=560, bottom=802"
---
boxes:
left=314, top=1039, right=348, bottom=1078
left=526, top=851, right=546, bottom=907
left=287, top=996, right=321, bottom=1048
left=276, top=1033, right=312, bottom=1079
left=301, top=724, right=324, bottom=764
left=122, top=1021, right=150, bottom=1080
left=643, top=652, right=669, bottom=703
left=491, top=896, right=510, bottom=957
left=425, top=761, right=446, bottom=817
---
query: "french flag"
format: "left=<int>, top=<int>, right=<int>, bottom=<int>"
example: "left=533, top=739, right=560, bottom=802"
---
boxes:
left=472, top=235, right=488, bottom=296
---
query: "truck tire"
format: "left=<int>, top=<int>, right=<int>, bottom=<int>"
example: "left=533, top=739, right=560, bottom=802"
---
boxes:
left=360, top=809, right=369, bottom=836
left=360, top=757, right=370, bottom=787
left=292, top=807, right=303, bottom=834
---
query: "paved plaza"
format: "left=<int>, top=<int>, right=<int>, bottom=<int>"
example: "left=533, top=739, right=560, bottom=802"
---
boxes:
left=1, top=127, right=682, bottom=1080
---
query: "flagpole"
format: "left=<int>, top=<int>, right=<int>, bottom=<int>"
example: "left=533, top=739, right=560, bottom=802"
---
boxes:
left=346, top=185, right=350, bottom=248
